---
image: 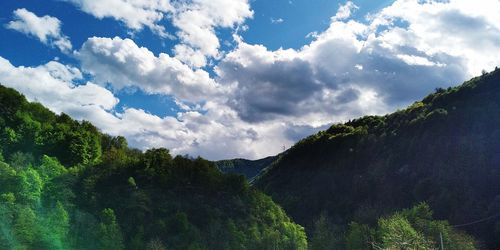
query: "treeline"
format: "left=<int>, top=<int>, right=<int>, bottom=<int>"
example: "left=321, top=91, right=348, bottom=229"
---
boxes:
left=215, top=156, right=277, bottom=180
left=0, top=85, right=307, bottom=249
left=256, top=69, right=500, bottom=249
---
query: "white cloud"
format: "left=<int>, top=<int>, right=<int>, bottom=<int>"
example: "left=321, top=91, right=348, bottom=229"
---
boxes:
left=0, top=57, right=117, bottom=113
left=332, top=1, right=359, bottom=21
left=66, top=0, right=253, bottom=67
left=5, top=8, right=72, bottom=53
left=396, top=54, right=445, bottom=67
left=215, top=0, right=500, bottom=125
left=170, top=0, right=253, bottom=67
left=0, top=56, right=290, bottom=160
left=2, top=0, right=499, bottom=161
left=371, top=0, right=500, bottom=76
left=270, top=17, right=284, bottom=24
left=77, top=36, right=222, bottom=102
left=66, top=0, right=174, bottom=38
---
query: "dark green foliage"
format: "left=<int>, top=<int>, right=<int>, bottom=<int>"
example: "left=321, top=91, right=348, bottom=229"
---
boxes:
left=214, top=155, right=276, bottom=180
left=256, top=69, right=500, bottom=249
left=0, top=84, right=307, bottom=249
left=309, top=214, right=344, bottom=250
left=79, top=150, right=307, bottom=249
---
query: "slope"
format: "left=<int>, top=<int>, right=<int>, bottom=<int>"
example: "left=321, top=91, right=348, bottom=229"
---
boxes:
left=215, top=156, right=277, bottom=180
left=255, top=69, right=500, bottom=249
left=0, top=84, right=307, bottom=249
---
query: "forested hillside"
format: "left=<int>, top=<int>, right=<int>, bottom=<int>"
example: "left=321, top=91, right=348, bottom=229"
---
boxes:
left=255, top=69, right=500, bottom=249
left=0, top=85, right=307, bottom=249
left=215, top=156, right=276, bottom=180
left=1, top=69, right=494, bottom=249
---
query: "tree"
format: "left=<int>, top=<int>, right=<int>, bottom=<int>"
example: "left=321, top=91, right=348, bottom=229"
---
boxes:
left=310, top=214, right=340, bottom=250
left=346, top=222, right=373, bottom=250
left=13, top=206, right=38, bottom=247
left=97, top=208, right=124, bottom=250
left=378, top=213, right=432, bottom=249
left=18, top=168, right=43, bottom=205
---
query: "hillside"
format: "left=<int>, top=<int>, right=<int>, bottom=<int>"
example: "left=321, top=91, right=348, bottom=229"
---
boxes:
left=255, top=69, right=500, bottom=249
left=0, top=85, right=307, bottom=249
left=215, top=156, right=276, bottom=180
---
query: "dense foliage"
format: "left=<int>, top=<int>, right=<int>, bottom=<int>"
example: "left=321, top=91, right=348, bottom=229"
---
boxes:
left=308, top=203, right=476, bottom=250
left=256, top=69, right=500, bottom=249
left=215, top=156, right=276, bottom=180
left=0, top=85, right=307, bottom=249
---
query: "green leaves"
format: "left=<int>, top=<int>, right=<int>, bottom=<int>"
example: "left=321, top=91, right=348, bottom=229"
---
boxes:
left=0, top=84, right=311, bottom=249
left=345, top=203, right=478, bottom=250
left=98, top=208, right=124, bottom=250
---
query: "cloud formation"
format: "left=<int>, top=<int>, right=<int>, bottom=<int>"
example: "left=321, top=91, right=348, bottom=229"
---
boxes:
left=216, top=0, right=499, bottom=124
left=1, top=0, right=499, bottom=160
left=332, top=1, right=358, bottom=21
left=0, top=56, right=289, bottom=160
left=66, top=0, right=174, bottom=38
left=171, top=0, right=253, bottom=67
left=5, top=8, right=72, bottom=53
left=67, top=0, right=253, bottom=67
left=77, top=36, right=221, bottom=103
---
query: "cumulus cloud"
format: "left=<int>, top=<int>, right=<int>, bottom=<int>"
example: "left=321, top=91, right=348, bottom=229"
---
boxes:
left=2, top=0, right=499, bottom=160
left=371, top=0, right=500, bottom=76
left=170, top=0, right=253, bottom=67
left=216, top=0, right=499, bottom=124
left=332, top=1, right=358, bottom=21
left=0, top=56, right=293, bottom=160
left=66, top=0, right=253, bottom=67
left=5, top=8, right=72, bottom=53
left=77, top=36, right=222, bottom=102
left=66, top=0, right=174, bottom=38
left=0, top=57, right=116, bottom=113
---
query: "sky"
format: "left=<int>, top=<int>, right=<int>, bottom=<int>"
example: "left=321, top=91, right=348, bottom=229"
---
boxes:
left=0, top=0, right=499, bottom=160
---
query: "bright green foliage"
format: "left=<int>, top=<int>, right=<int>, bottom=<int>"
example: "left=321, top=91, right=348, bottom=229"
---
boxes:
left=0, top=84, right=308, bottom=249
left=345, top=203, right=477, bottom=250
left=38, top=155, right=67, bottom=181
left=377, top=214, right=432, bottom=249
left=18, top=168, right=43, bottom=205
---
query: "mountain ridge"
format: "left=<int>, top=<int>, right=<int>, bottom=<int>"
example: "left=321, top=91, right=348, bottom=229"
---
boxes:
left=254, top=69, right=500, bottom=249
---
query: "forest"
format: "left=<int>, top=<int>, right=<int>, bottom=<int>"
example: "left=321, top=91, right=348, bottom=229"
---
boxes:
left=255, top=69, right=500, bottom=249
left=0, top=85, right=307, bottom=249
left=1, top=70, right=498, bottom=249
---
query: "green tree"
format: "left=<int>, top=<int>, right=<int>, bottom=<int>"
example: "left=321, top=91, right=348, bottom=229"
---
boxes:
left=97, top=208, right=124, bottom=250
left=18, top=168, right=43, bottom=205
left=346, top=222, right=373, bottom=250
left=13, top=206, right=38, bottom=247
left=310, top=214, right=339, bottom=250
left=378, top=213, right=432, bottom=249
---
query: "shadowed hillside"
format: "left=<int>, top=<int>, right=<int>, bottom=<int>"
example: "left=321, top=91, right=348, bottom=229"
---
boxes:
left=215, top=156, right=276, bottom=180
left=255, top=69, right=500, bottom=249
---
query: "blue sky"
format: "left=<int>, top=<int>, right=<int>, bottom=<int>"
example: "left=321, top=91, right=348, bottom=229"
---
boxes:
left=0, top=0, right=388, bottom=118
left=0, top=0, right=499, bottom=160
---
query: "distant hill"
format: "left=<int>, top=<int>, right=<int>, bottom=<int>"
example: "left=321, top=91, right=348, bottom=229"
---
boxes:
left=215, top=156, right=276, bottom=180
left=255, top=69, right=500, bottom=249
